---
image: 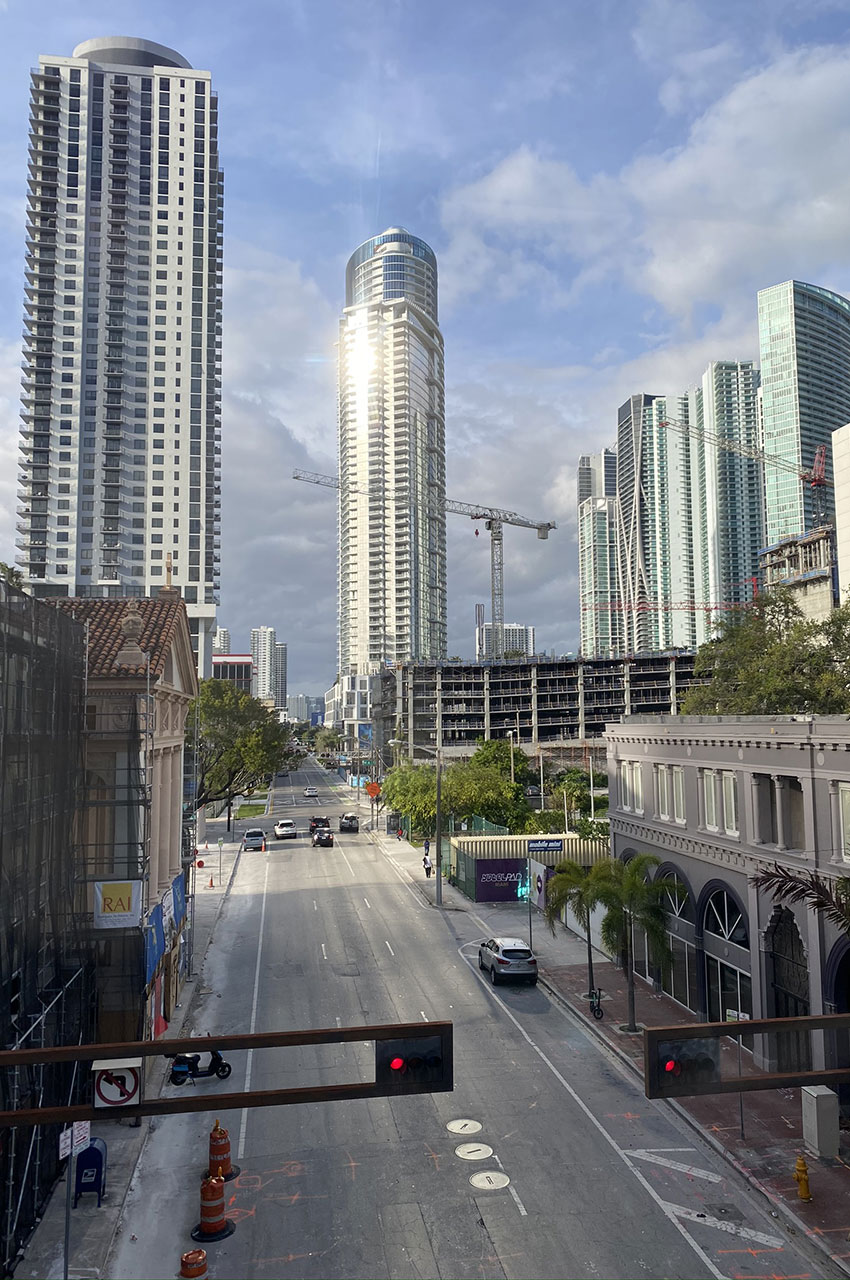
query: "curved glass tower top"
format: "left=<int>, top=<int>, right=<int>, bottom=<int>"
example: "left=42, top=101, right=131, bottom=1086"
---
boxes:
left=345, top=227, right=438, bottom=320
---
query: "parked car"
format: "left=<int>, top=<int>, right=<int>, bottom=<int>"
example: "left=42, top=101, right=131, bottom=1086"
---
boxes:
left=477, top=937, right=538, bottom=986
left=312, top=828, right=334, bottom=848
left=274, top=819, right=297, bottom=839
left=242, top=828, right=267, bottom=852
left=304, top=786, right=318, bottom=798
left=339, top=813, right=359, bottom=833
left=309, top=815, right=331, bottom=834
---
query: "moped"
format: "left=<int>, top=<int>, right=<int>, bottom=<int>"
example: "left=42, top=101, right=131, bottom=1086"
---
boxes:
left=169, top=1047, right=232, bottom=1086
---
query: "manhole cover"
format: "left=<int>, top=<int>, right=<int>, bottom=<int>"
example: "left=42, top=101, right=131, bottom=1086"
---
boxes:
left=447, top=1119, right=482, bottom=1135
left=455, top=1142, right=494, bottom=1161
left=470, top=1170, right=510, bottom=1190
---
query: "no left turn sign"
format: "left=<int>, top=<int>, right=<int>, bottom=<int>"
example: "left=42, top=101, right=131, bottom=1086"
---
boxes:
left=94, top=1065, right=140, bottom=1108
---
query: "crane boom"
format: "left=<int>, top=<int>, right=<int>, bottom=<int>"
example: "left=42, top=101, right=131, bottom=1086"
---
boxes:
left=292, top=468, right=556, bottom=660
left=659, top=419, right=834, bottom=488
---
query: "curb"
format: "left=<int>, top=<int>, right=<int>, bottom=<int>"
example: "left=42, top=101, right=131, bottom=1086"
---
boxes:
left=538, top=974, right=850, bottom=1279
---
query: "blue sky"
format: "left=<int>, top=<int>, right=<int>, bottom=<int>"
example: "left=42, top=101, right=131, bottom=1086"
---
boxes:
left=3, top=0, right=850, bottom=693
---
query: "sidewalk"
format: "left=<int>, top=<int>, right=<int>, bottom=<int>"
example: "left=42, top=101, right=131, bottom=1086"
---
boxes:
left=18, top=802, right=256, bottom=1280
left=371, top=821, right=850, bottom=1279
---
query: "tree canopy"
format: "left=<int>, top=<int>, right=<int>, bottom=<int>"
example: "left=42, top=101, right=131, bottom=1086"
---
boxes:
left=381, top=738, right=531, bottom=833
left=187, top=680, right=298, bottom=812
left=682, top=590, right=850, bottom=716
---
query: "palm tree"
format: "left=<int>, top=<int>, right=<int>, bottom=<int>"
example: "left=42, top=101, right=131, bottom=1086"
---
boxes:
left=0, top=562, right=23, bottom=590
left=752, top=862, right=850, bottom=935
left=592, top=853, right=670, bottom=1033
left=545, top=861, right=601, bottom=998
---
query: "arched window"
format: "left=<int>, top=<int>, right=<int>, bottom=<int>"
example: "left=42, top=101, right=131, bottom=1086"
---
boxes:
left=659, top=872, right=694, bottom=923
left=704, top=889, right=748, bottom=947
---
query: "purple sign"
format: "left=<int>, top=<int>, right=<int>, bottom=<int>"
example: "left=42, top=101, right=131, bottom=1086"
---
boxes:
left=475, top=857, right=528, bottom=903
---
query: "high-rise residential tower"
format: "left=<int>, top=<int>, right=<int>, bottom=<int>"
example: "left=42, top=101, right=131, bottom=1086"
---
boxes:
left=250, top=625, right=275, bottom=701
left=686, top=361, right=762, bottom=609
left=475, top=619, right=535, bottom=661
left=758, top=280, right=850, bottom=544
left=212, top=625, right=230, bottom=653
left=577, top=446, right=620, bottom=657
left=272, top=641, right=287, bottom=709
left=16, top=38, right=223, bottom=676
left=337, top=228, right=446, bottom=685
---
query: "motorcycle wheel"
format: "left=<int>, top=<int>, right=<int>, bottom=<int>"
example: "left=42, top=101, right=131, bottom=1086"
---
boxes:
left=216, top=1062, right=232, bottom=1079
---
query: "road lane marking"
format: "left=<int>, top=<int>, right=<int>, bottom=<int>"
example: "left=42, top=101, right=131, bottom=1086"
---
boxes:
left=628, top=1151, right=722, bottom=1182
left=385, top=940, right=395, bottom=956
left=321, top=943, right=328, bottom=960
left=494, top=1152, right=528, bottom=1216
left=460, top=946, right=725, bottom=1280
left=237, top=858, right=270, bottom=1160
left=363, top=897, right=371, bottom=909
left=374, top=847, right=427, bottom=909
left=335, top=1016, right=342, bottom=1028
left=313, top=900, right=317, bottom=911
left=662, top=1203, right=785, bottom=1248
left=338, top=845, right=355, bottom=876
left=420, top=1010, right=428, bottom=1021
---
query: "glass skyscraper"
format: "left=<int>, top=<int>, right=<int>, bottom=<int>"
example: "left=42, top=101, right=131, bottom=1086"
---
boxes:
left=16, top=37, right=222, bottom=676
left=337, top=228, right=446, bottom=678
left=758, top=280, right=850, bottom=544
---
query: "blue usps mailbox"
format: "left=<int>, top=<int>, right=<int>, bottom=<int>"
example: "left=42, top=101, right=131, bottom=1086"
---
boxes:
left=74, top=1137, right=107, bottom=1207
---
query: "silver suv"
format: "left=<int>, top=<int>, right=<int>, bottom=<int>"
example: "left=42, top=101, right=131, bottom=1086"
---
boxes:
left=242, top=828, right=267, bottom=852
left=478, top=937, right=538, bottom=986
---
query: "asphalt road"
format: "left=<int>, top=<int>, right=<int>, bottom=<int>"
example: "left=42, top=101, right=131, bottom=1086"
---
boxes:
left=109, top=761, right=836, bottom=1280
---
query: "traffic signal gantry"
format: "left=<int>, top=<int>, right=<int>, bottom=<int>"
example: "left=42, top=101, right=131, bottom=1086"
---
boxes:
left=0, top=1021, right=453, bottom=1128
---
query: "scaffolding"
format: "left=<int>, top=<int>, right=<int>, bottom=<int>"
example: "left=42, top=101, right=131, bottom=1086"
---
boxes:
left=0, top=583, right=95, bottom=1277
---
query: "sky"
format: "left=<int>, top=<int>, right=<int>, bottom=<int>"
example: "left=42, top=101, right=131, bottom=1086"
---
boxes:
left=3, top=0, right=850, bottom=694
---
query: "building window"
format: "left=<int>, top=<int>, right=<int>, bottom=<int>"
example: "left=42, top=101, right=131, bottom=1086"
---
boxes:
left=703, top=770, right=718, bottom=830
left=631, top=762, right=643, bottom=815
left=704, top=889, right=748, bottom=946
left=672, top=766, right=685, bottom=823
left=839, top=785, right=850, bottom=861
left=656, top=764, right=670, bottom=820
left=722, top=771, right=739, bottom=835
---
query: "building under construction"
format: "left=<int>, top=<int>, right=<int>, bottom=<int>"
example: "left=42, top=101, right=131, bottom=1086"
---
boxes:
left=376, top=651, right=699, bottom=763
left=0, top=583, right=95, bottom=1277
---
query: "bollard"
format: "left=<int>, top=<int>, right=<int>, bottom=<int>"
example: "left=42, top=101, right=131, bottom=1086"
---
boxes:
left=792, top=1153, right=813, bottom=1202
left=206, top=1119, right=240, bottom=1182
left=179, top=1248, right=208, bottom=1280
left=191, top=1172, right=235, bottom=1242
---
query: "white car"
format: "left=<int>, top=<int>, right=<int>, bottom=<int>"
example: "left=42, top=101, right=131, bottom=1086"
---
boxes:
left=274, top=819, right=297, bottom=839
left=303, top=786, right=318, bottom=798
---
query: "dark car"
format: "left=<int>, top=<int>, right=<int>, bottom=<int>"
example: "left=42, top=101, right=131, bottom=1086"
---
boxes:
left=339, top=813, right=359, bottom=833
left=312, top=828, right=334, bottom=848
left=309, top=815, right=331, bottom=834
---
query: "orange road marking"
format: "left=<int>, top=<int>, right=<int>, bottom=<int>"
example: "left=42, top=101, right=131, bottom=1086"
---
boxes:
left=266, top=1191, right=329, bottom=1207
left=424, top=1143, right=441, bottom=1171
left=343, top=1149, right=360, bottom=1181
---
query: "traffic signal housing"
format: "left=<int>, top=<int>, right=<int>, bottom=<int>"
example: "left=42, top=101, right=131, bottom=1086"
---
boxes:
left=648, top=1035, right=722, bottom=1098
left=374, top=1026, right=453, bottom=1096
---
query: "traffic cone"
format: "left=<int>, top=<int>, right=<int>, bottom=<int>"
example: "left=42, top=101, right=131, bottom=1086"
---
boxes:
left=207, top=874, right=214, bottom=889
left=191, top=1172, right=235, bottom=1242
left=205, top=1119, right=239, bottom=1182
left=179, top=1249, right=208, bottom=1280
left=205, top=841, right=209, bottom=851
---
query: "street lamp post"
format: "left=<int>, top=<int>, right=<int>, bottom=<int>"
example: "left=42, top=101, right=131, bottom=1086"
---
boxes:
left=508, top=730, right=515, bottom=786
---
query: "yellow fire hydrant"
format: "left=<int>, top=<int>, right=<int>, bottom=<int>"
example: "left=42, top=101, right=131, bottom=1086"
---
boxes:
left=793, top=1154, right=813, bottom=1202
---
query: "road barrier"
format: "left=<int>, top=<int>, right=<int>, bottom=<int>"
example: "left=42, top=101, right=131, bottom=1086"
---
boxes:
left=180, top=1248, right=208, bottom=1279
left=191, top=1172, right=234, bottom=1242
left=206, top=1119, right=239, bottom=1181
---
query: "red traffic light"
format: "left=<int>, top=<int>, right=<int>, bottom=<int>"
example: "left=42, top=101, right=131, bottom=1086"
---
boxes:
left=664, top=1058, right=681, bottom=1077
left=375, top=1033, right=451, bottom=1094
left=390, top=1056, right=405, bottom=1072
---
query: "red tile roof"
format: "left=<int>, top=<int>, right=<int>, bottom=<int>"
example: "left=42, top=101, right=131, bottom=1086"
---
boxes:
left=48, top=595, right=188, bottom=679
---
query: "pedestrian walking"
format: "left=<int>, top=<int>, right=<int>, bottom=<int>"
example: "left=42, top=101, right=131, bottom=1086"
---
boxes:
left=423, top=853, right=432, bottom=878
left=423, top=838, right=430, bottom=856
left=396, top=827, right=403, bottom=841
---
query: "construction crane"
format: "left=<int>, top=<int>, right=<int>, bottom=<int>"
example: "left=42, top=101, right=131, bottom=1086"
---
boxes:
left=293, top=469, right=556, bottom=660
left=659, top=418, right=834, bottom=529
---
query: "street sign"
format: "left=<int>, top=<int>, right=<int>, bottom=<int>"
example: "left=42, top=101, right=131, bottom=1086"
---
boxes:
left=59, top=1127, right=72, bottom=1159
left=72, top=1120, right=90, bottom=1152
left=217, top=837, right=224, bottom=847
left=92, top=1058, right=142, bottom=1109
left=366, top=782, right=381, bottom=799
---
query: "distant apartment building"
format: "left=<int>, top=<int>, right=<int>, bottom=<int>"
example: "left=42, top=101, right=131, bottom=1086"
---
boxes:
left=758, top=280, right=850, bottom=543
left=250, top=625, right=275, bottom=701
left=15, top=38, right=223, bottom=678
left=212, top=626, right=230, bottom=654
left=272, top=641, right=287, bottom=709
left=577, top=448, right=617, bottom=505
left=834, top=423, right=850, bottom=604
left=287, top=693, right=310, bottom=721
left=212, top=653, right=253, bottom=694
left=475, top=614, right=535, bottom=660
